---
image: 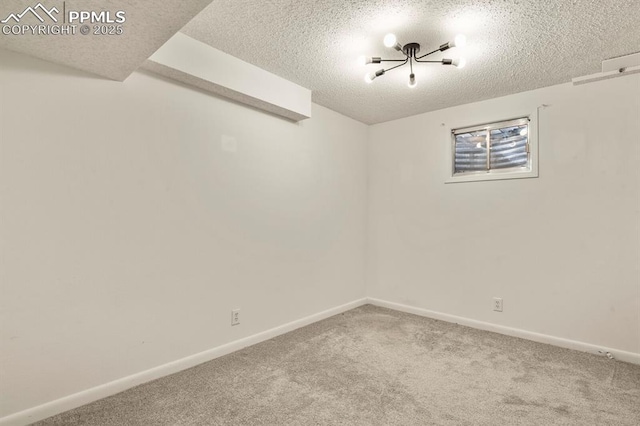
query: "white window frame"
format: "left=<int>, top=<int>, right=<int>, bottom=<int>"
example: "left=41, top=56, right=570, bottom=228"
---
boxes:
left=445, top=112, right=539, bottom=184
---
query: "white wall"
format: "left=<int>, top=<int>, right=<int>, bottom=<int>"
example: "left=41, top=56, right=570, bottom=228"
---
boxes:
left=368, top=75, right=640, bottom=355
left=0, top=49, right=368, bottom=418
left=2, top=45, right=639, bottom=421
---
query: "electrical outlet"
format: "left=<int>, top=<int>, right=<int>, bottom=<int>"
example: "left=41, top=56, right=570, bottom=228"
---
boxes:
left=231, top=309, right=240, bottom=326
left=493, top=297, right=503, bottom=312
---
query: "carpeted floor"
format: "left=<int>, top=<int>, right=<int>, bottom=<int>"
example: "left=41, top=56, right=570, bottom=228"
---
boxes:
left=35, top=305, right=640, bottom=425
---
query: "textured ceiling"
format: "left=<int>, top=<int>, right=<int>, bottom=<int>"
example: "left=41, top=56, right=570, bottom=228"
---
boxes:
left=0, top=0, right=212, bottom=80
left=183, top=0, right=640, bottom=124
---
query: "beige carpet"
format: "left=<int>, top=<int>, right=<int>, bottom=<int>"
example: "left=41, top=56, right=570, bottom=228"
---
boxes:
left=35, top=305, right=640, bottom=425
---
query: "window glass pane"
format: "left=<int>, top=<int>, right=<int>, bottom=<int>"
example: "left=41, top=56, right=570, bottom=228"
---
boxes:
left=489, top=124, right=528, bottom=170
left=454, top=130, right=487, bottom=174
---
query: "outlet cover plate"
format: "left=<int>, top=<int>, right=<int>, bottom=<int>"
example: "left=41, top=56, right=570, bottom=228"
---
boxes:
left=493, top=298, right=503, bottom=312
left=231, top=309, right=240, bottom=326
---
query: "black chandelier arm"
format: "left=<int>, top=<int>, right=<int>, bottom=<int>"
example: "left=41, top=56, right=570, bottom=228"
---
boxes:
left=414, top=59, right=443, bottom=63
left=379, top=49, right=410, bottom=62
left=383, top=57, right=409, bottom=73
left=415, top=48, right=441, bottom=60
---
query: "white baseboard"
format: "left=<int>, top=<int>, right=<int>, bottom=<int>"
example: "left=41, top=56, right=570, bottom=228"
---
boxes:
left=0, top=298, right=367, bottom=426
left=367, top=298, right=640, bottom=366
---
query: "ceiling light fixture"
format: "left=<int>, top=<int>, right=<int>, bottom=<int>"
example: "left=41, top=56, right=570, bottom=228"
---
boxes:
left=362, top=33, right=467, bottom=87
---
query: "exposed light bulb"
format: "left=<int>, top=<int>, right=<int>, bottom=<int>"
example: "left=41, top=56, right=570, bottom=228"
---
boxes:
left=383, top=33, right=397, bottom=48
left=453, top=34, right=467, bottom=48
left=452, top=58, right=467, bottom=69
left=408, top=73, right=417, bottom=88
left=476, top=142, right=482, bottom=149
left=520, top=128, right=528, bottom=136
left=358, top=55, right=373, bottom=66
left=365, top=69, right=385, bottom=84
left=440, top=34, right=467, bottom=52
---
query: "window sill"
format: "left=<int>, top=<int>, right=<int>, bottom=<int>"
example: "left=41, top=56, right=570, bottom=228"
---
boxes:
left=445, top=169, right=538, bottom=184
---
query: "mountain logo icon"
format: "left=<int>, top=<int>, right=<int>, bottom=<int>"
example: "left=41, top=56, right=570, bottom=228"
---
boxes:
left=1, top=3, right=59, bottom=24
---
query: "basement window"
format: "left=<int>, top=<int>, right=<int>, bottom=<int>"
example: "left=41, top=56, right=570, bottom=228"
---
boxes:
left=446, top=116, right=538, bottom=183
